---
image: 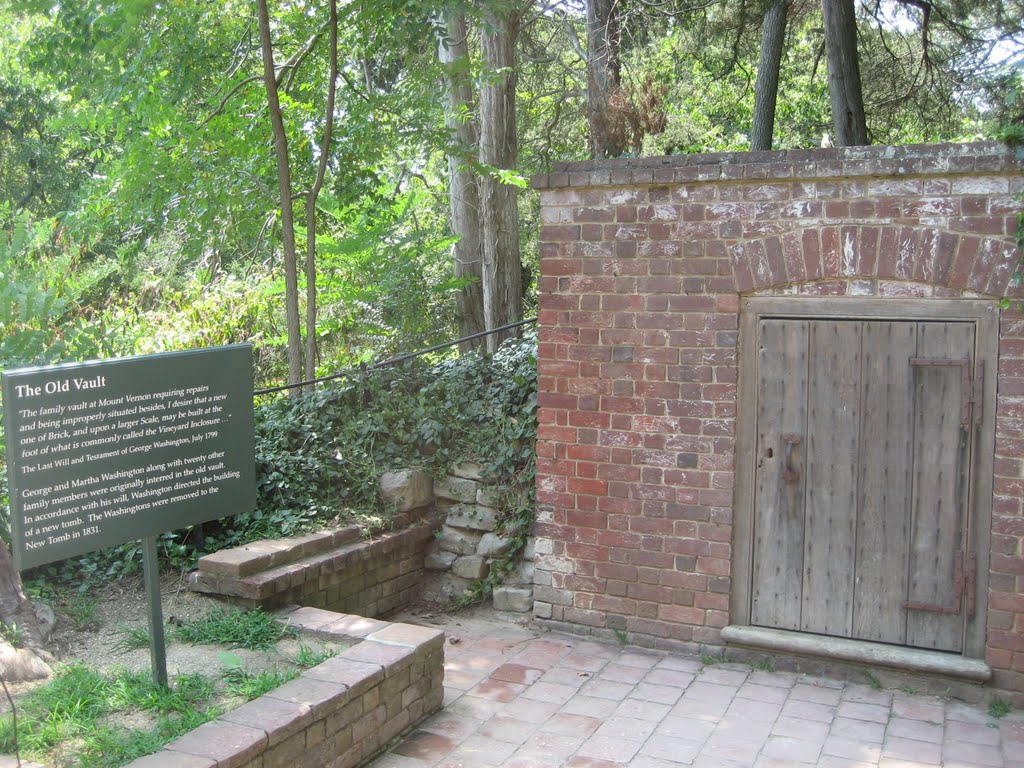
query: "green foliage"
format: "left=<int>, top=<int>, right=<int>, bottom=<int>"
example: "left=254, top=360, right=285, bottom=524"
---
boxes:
left=173, top=608, right=296, bottom=651
left=0, top=622, right=25, bottom=648
left=0, top=657, right=297, bottom=767
left=295, top=644, right=337, bottom=669
left=989, top=696, right=1012, bottom=719
left=204, top=331, right=537, bottom=559
left=0, top=662, right=109, bottom=752
left=109, top=625, right=150, bottom=654
left=862, top=669, right=884, bottom=690
left=221, top=665, right=298, bottom=700
left=106, top=670, right=214, bottom=714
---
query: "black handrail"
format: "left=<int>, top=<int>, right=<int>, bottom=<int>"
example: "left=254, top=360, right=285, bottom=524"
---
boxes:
left=253, top=317, right=537, bottom=397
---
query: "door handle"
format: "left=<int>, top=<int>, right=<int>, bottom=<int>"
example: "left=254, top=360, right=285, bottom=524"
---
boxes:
left=782, top=433, right=801, bottom=485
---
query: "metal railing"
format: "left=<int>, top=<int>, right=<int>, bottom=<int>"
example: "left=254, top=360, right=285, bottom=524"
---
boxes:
left=253, top=317, right=537, bottom=397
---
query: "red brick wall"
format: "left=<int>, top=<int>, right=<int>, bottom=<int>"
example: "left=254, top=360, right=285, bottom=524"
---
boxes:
left=530, top=142, right=1024, bottom=694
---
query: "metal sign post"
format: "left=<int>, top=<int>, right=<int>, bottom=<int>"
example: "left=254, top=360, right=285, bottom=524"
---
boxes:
left=142, top=535, right=168, bottom=687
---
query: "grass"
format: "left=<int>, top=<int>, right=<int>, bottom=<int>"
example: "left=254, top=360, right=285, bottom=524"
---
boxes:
left=700, top=652, right=727, bottom=666
left=295, top=644, right=337, bottom=668
left=989, top=696, right=1012, bottom=719
left=861, top=669, right=883, bottom=690
left=0, top=658, right=288, bottom=768
left=173, top=607, right=296, bottom=650
left=0, top=607, right=323, bottom=767
left=109, top=625, right=150, bottom=654
left=222, top=666, right=298, bottom=699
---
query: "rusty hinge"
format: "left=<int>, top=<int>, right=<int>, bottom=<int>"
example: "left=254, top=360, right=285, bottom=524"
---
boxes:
left=910, top=357, right=978, bottom=428
left=903, top=549, right=976, bottom=617
left=972, top=361, right=984, bottom=428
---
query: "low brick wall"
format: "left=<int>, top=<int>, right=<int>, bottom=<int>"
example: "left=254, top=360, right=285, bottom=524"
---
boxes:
left=189, top=517, right=439, bottom=617
left=124, top=606, right=445, bottom=768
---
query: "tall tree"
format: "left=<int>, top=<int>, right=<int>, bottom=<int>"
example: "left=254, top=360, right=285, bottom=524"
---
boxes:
left=586, top=0, right=624, bottom=159
left=479, top=2, right=524, bottom=351
left=439, top=11, right=486, bottom=344
left=257, top=0, right=303, bottom=388
left=751, top=0, right=791, bottom=150
left=304, top=0, right=340, bottom=383
left=822, top=0, right=868, bottom=145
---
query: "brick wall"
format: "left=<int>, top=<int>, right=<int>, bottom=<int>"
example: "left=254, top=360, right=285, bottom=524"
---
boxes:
left=190, top=518, right=438, bottom=617
left=530, top=142, right=1024, bottom=696
left=125, top=608, right=444, bottom=768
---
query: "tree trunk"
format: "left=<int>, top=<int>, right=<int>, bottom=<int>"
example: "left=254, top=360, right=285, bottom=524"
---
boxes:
left=586, top=0, right=623, bottom=159
left=0, top=543, right=53, bottom=681
left=304, top=0, right=339, bottom=386
left=822, top=0, right=868, bottom=146
left=257, top=0, right=303, bottom=390
left=439, top=12, right=485, bottom=347
left=478, top=4, right=523, bottom=352
left=751, top=0, right=790, bottom=151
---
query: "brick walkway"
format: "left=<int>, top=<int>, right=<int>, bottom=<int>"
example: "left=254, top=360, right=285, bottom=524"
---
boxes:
left=369, top=614, right=1024, bottom=768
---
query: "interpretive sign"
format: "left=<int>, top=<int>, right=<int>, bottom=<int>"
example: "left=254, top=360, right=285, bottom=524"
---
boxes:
left=3, top=345, right=256, bottom=570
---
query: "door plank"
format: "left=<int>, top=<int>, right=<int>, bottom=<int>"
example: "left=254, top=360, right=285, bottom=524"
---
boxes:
left=801, top=321, right=861, bottom=637
left=751, top=319, right=808, bottom=630
left=906, top=322, right=973, bottom=652
left=853, top=322, right=915, bottom=644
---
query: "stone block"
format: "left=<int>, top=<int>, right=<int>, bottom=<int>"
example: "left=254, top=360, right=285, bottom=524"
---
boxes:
left=477, top=532, right=511, bottom=557
left=342, top=641, right=416, bottom=675
left=367, top=623, right=445, bottom=653
left=379, top=470, right=434, bottom=512
left=452, top=555, right=489, bottom=580
left=221, top=696, right=312, bottom=747
left=451, top=462, right=485, bottom=480
left=434, top=476, right=478, bottom=503
left=492, top=586, right=534, bottom=613
left=418, top=573, right=474, bottom=603
left=122, top=754, right=215, bottom=768
left=424, top=547, right=457, bottom=571
left=523, top=536, right=536, bottom=561
left=163, top=720, right=267, bottom=766
left=475, top=486, right=507, bottom=508
left=437, top=525, right=481, bottom=555
left=445, top=504, right=498, bottom=532
left=266, top=677, right=348, bottom=718
left=503, top=561, right=535, bottom=586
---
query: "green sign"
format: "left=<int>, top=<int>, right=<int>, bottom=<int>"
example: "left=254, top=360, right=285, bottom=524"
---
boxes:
left=3, top=345, right=256, bottom=570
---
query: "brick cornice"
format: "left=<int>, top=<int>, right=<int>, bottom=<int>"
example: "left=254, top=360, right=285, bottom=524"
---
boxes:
left=532, top=141, right=1021, bottom=190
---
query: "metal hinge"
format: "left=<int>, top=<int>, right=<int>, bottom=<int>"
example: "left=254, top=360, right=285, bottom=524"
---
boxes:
left=903, top=549, right=976, bottom=618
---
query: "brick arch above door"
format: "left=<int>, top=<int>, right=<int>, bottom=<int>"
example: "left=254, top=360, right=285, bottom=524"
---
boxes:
left=729, top=227, right=1020, bottom=296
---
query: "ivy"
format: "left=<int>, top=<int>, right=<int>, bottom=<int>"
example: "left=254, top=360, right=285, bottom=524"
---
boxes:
left=204, top=330, right=539, bottom=580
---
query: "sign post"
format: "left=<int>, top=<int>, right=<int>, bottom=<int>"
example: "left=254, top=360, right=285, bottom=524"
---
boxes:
left=2, top=345, right=256, bottom=685
left=143, top=534, right=168, bottom=687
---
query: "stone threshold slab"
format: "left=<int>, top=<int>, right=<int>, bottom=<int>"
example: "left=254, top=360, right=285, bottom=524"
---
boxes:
left=722, top=624, right=992, bottom=682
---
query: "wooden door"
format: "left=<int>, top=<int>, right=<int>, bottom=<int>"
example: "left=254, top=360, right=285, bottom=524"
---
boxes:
left=750, top=318, right=978, bottom=652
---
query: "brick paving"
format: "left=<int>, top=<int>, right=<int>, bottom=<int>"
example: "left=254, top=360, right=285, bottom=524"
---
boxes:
left=369, top=615, right=1024, bottom=768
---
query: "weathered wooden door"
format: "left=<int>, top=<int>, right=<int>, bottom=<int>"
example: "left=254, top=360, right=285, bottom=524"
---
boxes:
left=750, top=318, right=981, bottom=653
